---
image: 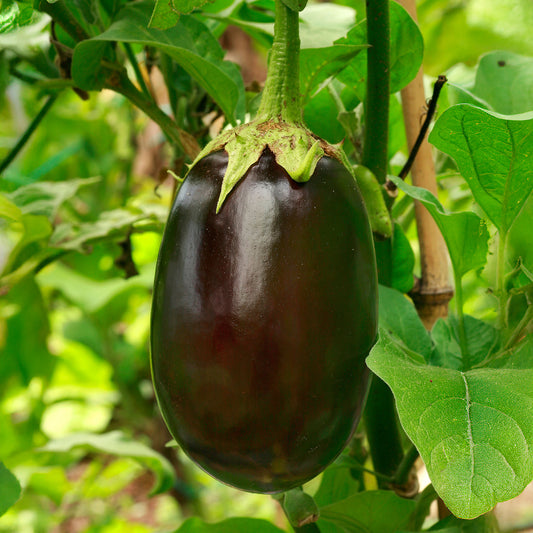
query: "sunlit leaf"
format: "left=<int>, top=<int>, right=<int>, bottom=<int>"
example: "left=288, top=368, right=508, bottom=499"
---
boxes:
left=367, top=329, right=533, bottom=519
left=7, top=178, right=99, bottom=218
left=472, top=51, right=533, bottom=115
left=429, top=105, right=533, bottom=235
left=39, top=431, right=175, bottom=495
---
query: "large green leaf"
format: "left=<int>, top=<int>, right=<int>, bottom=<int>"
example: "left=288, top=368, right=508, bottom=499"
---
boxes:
left=389, top=176, right=489, bottom=281
left=318, top=490, right=417, bottom=533
left=174, top=517, right=284, bottom=533
left=472, top=51, right=533, bottom=115
left=367, top=329, right=533, bottom=519
left=72, top=2, right=245, bottom=123
left=0, top=463, right=21, bottom=517
left=429, top=105, right=533, bottom=235
left=336, top=1, right=423, bottom=98
left=39, top=431, right=175, bottom=495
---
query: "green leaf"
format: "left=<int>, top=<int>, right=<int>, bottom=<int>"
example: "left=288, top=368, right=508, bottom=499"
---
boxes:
left=0, top=194, right=22, bottom=220
left=430, top=315, right=500, bottom=370
left=6, top=178, right=100, bottom=218
left=149, top=0, right=213, bottom=30
left=0, top=463, right=21, bottom=517
left=314, top=459, right=360, bottom=508
left=50, top=205, right=166, bottom=252
left=429, top=105, right=533, bottom=235
left=37, top=262, right=153, bottom=314
left=367, top=329, right=533, bottom=519
left=0, top=277, right=55, bottom=386
left=72, top=2, right=245, bottom=123
left=318, top=490, right=417, bottom=533
left=174, top=517, right=285, bottom=533
left=303, top=80, right=359, bottom=144
left=299, top=44, right=366, bottom=103
left=378, top=284, right=434, bottom=362
left=389, top=176, right=489, bottom=280
left=473, top=51, right=533, bottom=116
left=39, top=431, right=176, bottom=495
left=0, top=0, right=38, bottom=33
left=337, top=1, right=423, bottom=98
left=485, top=335, right=533, bottom=370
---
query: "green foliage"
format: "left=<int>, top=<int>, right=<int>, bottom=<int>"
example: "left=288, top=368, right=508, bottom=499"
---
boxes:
left=72, top=1, right=246, bottom=123
left=0, top=0, right=532, bottom=530
left=0, top=463, right=21, bottom=517
left=40, top=431, right=176, bottom=495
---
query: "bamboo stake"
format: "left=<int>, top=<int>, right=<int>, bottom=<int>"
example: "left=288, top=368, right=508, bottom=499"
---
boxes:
left=397, top=0, right=453, bottom=330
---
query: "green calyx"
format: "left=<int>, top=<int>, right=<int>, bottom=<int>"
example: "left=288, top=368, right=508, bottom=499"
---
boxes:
left=189, top=119, right=326, bottom=212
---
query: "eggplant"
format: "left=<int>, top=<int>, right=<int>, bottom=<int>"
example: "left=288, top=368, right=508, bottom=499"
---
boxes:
left=150, top=147, right=377, bottom=492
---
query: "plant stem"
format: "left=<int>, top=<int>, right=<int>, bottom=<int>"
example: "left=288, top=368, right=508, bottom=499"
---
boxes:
left=107, top=71, right=200, bottom=161
left=497, top=230, right=508, bottom=329
left=361, top=0, right=390, bottom=183
left=256, top=0, right=301, bottom=124
left=123, top=43, right=151, bottom=98
left=454, top=271, right=470, bottom=369
left=364, top=376, right=404, bottom=486
left=360, top=0, right=405, bottom=488
left=0, top=93, right=59, bottom=175
left=393, top=444, right=419, bottom=486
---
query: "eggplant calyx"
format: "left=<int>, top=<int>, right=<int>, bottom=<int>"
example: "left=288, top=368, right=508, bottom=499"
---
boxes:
left=188, top=119, right=330, bottom=213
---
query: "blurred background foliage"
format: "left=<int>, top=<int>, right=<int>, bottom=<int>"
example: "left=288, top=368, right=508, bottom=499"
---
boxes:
left=0, top=0, right=532, bottom=531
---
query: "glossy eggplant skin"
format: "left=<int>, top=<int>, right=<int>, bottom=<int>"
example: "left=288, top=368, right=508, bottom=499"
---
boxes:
left=150, top=148, right=377, bottom=493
